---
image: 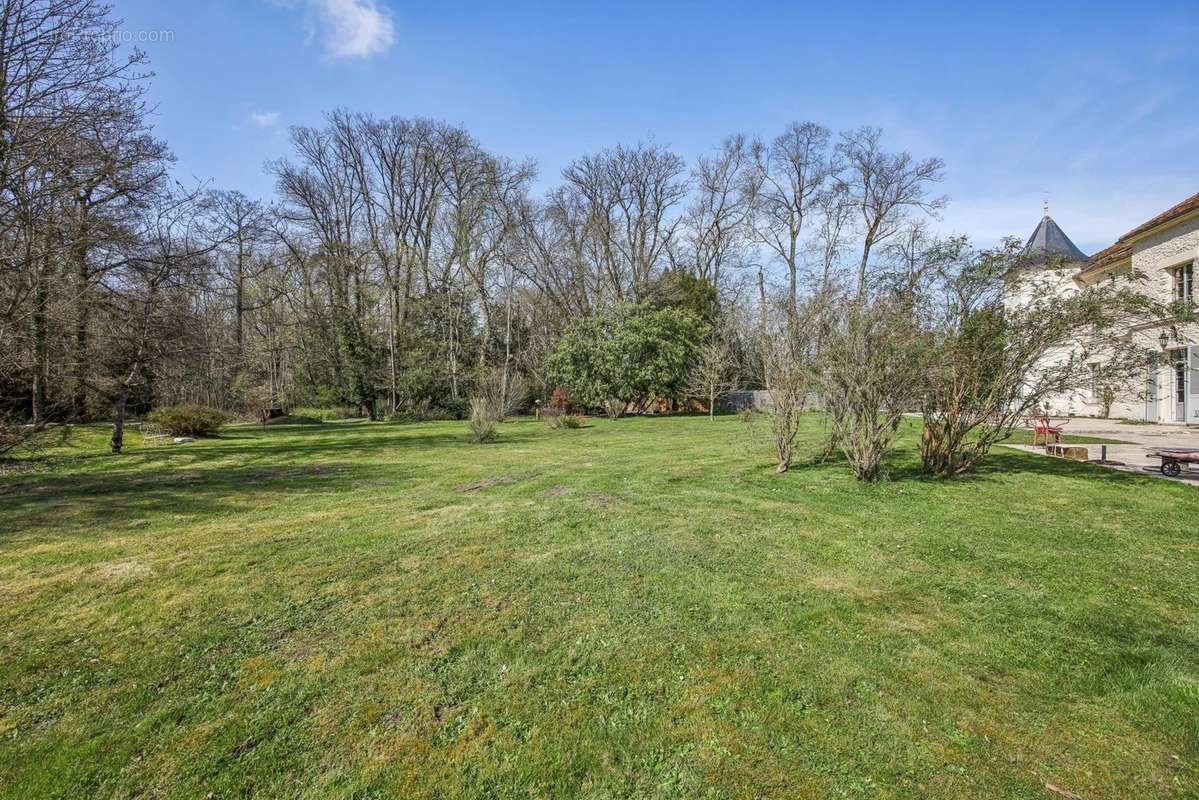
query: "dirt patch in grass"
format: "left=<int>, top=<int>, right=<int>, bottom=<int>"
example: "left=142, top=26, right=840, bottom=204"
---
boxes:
left=541, top=485, right=570, bottom=498
left=455, top=475, right=519, bottom=493
left=240, top=465, right=342, bottom=480
left=94, top=559, right=154, bottom=582
left=804, top=571, right=887, bottom=601
left=0, top=459, right=42, bottom=478
left=585, top=491, right=623, bottom=508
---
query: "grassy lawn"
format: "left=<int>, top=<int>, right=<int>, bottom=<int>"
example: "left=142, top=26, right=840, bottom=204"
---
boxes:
left=1, top=415, right=1196, bottom=799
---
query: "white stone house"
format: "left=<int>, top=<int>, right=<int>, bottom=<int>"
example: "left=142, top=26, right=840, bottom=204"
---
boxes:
left=1004, top=192, right=1199, bottom=424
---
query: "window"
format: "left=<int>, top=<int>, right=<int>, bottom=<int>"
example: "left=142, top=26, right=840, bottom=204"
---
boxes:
left=1171, top=262, right=1194, bottom=302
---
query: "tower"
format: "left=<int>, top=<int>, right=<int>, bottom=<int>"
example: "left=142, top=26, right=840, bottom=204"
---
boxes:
left=1022, top=208, right=1088, bottom=265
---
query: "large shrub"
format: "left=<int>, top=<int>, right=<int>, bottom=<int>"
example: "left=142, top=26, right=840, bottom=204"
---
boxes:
left=145, top=405, right=227, bottom=437
left=547, top=302, right=706, bottom=418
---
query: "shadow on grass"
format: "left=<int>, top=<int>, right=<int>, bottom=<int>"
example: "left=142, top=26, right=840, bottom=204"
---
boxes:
left=887, top=448, right=1168, bottom=487
left=0, top=460, right=414, bottom=541
left=787, top=440, right=1171, bottom=490
left=21, top=422, right=549, bottom=473
left=0, top=422, right=561, bottom=541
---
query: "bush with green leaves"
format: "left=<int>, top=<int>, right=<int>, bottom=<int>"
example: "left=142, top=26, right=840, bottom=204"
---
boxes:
left=547, top=302, right=706, bottom=418
left=290, top=406, right=361, bottom=421
left=145, top=406, right=227, bottom=437
left=543, top=411, right=586, bottom=430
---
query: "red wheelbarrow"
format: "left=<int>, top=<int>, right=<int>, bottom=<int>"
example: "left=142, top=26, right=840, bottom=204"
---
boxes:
left=1147, top=449, right=1199, bottom=478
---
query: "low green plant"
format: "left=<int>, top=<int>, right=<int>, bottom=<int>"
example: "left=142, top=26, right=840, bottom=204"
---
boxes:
left=291, top=406, right=362, bottom=421
left=145, top=405, right=227, bottom=437
left=545, top=411, right=586, bottom=429
left=264, top=415, right=322, bottom=426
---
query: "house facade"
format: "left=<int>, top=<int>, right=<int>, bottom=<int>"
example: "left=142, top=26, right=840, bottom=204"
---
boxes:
left=1004, top=192, right=1199, bottom=424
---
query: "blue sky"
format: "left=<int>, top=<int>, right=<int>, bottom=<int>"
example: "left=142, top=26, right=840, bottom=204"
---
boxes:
left=116, top=0, right=1198, bottom=255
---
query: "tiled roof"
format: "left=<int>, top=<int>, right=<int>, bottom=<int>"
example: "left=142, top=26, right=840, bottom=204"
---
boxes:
left=1087, top=241, right=1131, bottom=271
left=1118, top=191, right=1199, bottom=241
left=1083, top=191, right=1199, bottom=275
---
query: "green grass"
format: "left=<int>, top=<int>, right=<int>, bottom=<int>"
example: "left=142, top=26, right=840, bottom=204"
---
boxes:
left=1, top=415, right=1196, bottom=799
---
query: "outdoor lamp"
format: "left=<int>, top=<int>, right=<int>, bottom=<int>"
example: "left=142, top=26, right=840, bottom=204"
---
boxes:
left=1159, top=330, right=1170, bottom=350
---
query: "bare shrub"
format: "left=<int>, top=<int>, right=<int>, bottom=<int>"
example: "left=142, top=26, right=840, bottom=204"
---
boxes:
left=761, top=297, right=826, bottom=473
left=821, top=300, right=927, bottom=481
left=474, top=367, right=528, bottom=422
left=767, top=351, right=807, bottom=473
left=685, top=332, right=739, bottom=420
left=918, top=245, right=1159, bottom=476
left=467, top=398, right=498, bottom=443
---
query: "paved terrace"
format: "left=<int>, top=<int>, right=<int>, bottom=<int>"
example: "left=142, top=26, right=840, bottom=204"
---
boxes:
left=1003, top=417, right=1199, bottom=483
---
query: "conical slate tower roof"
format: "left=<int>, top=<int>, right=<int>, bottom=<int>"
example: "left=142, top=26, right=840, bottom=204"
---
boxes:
left=1023, top=214, right=1088, bottom=263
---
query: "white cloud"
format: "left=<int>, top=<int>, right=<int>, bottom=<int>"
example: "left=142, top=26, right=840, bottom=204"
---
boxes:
left=301, top=0, right=395, bottom=60
left=250, top=110, right=281, bottom=128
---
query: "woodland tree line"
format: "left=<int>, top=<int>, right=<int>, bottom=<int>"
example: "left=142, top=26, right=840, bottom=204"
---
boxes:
left=1, top=0, right=1156, bottom=477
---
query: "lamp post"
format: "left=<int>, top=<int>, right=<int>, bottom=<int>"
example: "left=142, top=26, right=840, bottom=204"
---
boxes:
left=1160, top=330, right=1170, bottom=350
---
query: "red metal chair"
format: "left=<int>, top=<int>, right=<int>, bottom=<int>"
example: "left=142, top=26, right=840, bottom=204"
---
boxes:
left=1030, top=415, right=1067, bottom=447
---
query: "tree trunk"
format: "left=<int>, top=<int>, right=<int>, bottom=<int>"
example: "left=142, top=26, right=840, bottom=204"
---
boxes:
left=501, top=270, right=513, bottom=415
left=758, top=268, right=770, bottom=389
left=30, top=240, right=49, bottom=425
left=855, top=229, right=877, bottom=303
left=71, top=205, right=91, bottom=419
left=235, top=240, right=245, bottom=357
left=110, top=389, right=128, bottom=454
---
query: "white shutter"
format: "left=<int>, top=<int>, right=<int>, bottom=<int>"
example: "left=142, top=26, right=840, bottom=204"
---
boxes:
left=1146, top=362, right=1157, bottom=422
left=1189, top=346, right=1199, bottom=422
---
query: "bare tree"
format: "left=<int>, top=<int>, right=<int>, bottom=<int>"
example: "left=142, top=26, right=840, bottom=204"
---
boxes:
left=683, top=135, right=752, bottom=293
left=686, top=329, right=738, bottom=420
left=97, top=186, right=212, bottom=453
left=821, top=298, right=928, bottom=481
left=350, top=115, right=444, bottom=411
left=745, top=122, right=834, bottom=337
left=836, top=127, right=946, bottom=302
left=0, top=0, right=157, bottom=423
left=561, top=142, right=687, bottom=302
left=270, top=119, right=378, bottom=418
left=807, top=183, right=852, bottom=294
left=203, top=190, right=272, bottom=361
left=759, top=297, right=825, bottom=472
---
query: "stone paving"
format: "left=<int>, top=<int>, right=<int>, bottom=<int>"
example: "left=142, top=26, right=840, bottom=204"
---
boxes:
left=1002, top=417, right=1199, bottom=484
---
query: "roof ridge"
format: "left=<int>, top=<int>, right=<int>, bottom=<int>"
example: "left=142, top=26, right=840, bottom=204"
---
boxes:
left=1084, top=190, right=1199, bottom=271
